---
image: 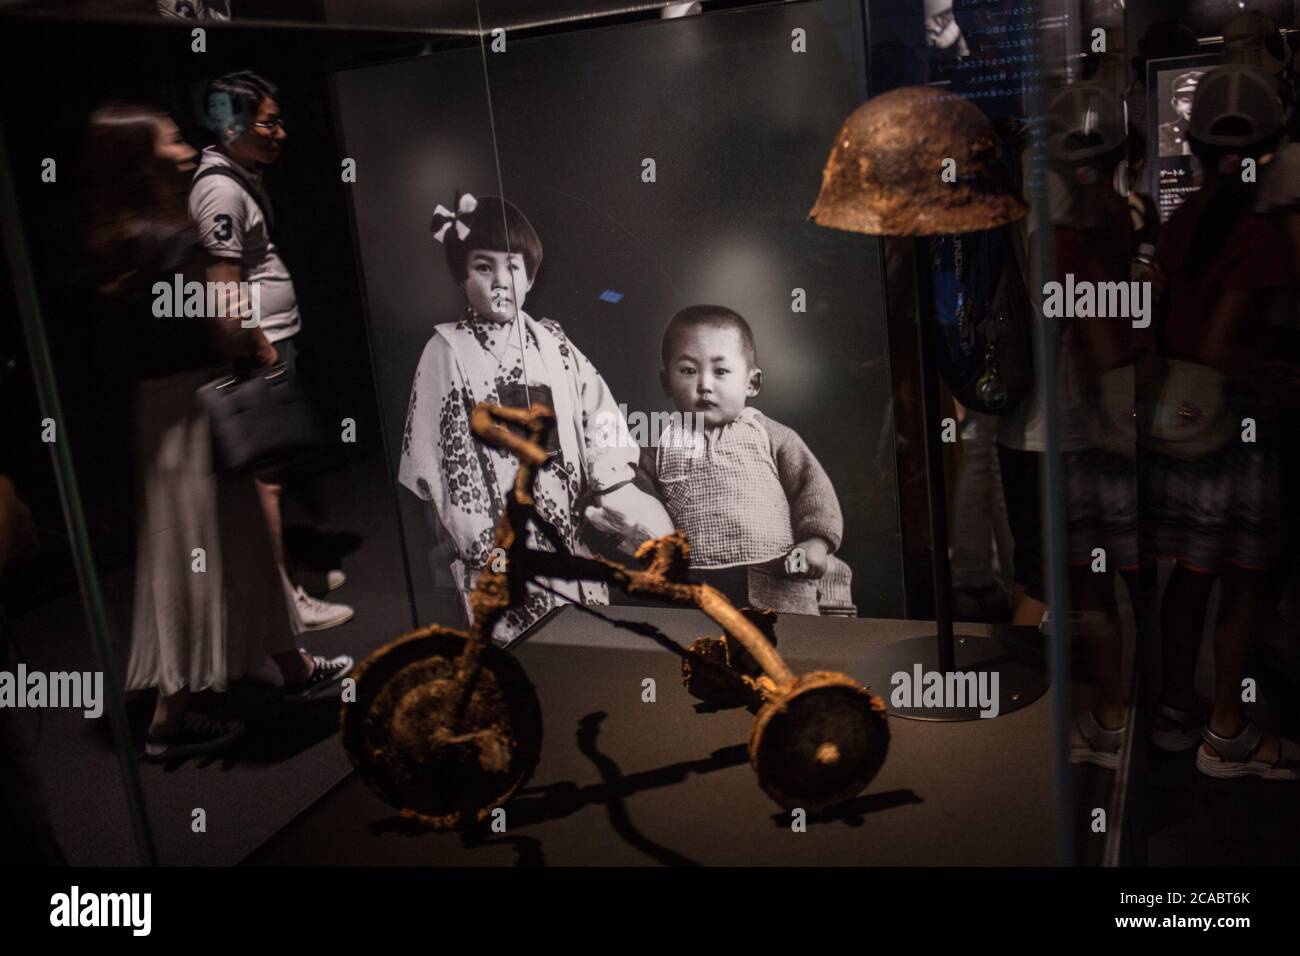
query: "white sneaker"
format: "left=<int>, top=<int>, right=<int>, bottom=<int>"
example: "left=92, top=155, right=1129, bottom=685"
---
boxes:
left=296, top=567, right=347, bottom=595
left=294, top=586, right=354, bottom=630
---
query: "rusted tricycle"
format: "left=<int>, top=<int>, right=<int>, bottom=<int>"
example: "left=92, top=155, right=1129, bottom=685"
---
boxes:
left=341, top=403, right=889, bottom=828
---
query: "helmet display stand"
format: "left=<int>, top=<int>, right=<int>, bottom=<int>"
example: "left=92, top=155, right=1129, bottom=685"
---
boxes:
left=849, top=236, right=1047, bottom=720
left=811, top=86, right=1049, bottom=721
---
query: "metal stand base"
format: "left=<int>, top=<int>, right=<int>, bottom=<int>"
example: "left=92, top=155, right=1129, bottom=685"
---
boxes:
left=850, top=627, right=1048, bottom=722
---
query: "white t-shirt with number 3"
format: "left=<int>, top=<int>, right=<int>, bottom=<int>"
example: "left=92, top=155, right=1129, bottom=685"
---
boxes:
left=188, top=147, right=301, bottom=344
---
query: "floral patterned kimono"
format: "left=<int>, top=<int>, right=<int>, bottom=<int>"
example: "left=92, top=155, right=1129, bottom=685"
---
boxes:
left=398, top=307, right=636, bottom=642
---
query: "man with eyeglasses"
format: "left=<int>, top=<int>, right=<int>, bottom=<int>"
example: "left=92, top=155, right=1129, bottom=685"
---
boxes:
left=190, top=70, right=355, bottom=631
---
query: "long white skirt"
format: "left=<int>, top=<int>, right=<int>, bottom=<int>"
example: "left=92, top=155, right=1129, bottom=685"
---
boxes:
left=125, top=368, right=301, bottom=696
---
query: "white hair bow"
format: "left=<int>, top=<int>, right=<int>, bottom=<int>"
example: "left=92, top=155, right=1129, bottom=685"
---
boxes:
left=430, top=191, right=479, bottom=243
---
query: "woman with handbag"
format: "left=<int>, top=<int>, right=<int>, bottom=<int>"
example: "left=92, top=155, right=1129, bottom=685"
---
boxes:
left=1141, top=66, right=1300, bottom=780
left=83, top=103, right=352, bottom=761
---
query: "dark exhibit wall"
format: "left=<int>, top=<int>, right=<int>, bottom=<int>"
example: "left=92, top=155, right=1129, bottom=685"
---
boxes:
left=334, top=0, right=907, bottom=620
left=331, top=45, right=498, bottom=627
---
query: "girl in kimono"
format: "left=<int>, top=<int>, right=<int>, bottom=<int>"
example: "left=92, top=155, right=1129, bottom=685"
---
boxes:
left=399, top=193, right=672, bottom=642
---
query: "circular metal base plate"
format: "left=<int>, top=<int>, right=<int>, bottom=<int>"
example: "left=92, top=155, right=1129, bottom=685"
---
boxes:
left=848, top=628, right=1048, bottom=722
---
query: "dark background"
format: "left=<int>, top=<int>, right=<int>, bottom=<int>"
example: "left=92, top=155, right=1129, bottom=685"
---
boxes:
left=333, top=0, right=908, bottom=622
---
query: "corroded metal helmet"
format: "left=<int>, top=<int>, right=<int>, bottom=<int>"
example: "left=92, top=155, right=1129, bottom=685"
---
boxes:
left=809, top=85, right=1026, bottom=237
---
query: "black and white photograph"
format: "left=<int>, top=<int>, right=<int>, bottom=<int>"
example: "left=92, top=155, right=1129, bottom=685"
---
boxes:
left=1147, top=51, right=1225, bottom=220
left=1156, top=67, right=1203, bottom=156
left=332, top=0, right=903, bottom=634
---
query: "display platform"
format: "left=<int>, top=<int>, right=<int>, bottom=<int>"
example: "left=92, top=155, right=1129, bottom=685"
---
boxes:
left=249, top=605, right=1060, bottom=866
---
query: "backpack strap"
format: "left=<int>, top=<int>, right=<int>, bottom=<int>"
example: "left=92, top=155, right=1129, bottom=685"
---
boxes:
left=192, top=163, right=274, bottom=231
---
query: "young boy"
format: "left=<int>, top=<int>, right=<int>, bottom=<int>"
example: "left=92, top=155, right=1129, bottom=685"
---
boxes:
left=640, top=305, right=845, bottom=614
left=399, top=193, right=671, bottom=641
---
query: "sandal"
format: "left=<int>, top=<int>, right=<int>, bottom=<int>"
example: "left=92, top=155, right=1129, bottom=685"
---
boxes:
left=1196, top=721, right=1300, bottom=780
left=1151, top=698, right=1209, bottom=752
left=1069, top=711, right=1124, bottom=770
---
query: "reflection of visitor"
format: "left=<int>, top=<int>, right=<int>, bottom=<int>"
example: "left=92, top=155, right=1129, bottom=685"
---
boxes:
left=1158, top=71, right=1202, bottom=157
left=84, top=104, right=353, bottom=763
left=1144, top=65, right=1299, bottom=780
left=192, top=71, right=356, bottom=631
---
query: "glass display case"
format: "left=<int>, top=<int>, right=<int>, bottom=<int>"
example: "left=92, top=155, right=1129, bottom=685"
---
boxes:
left=1, top=0, right=1296, bottom=872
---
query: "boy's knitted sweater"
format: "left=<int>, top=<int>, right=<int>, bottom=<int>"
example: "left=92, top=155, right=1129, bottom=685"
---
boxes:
left=636, top=407, right=842, bottom=568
